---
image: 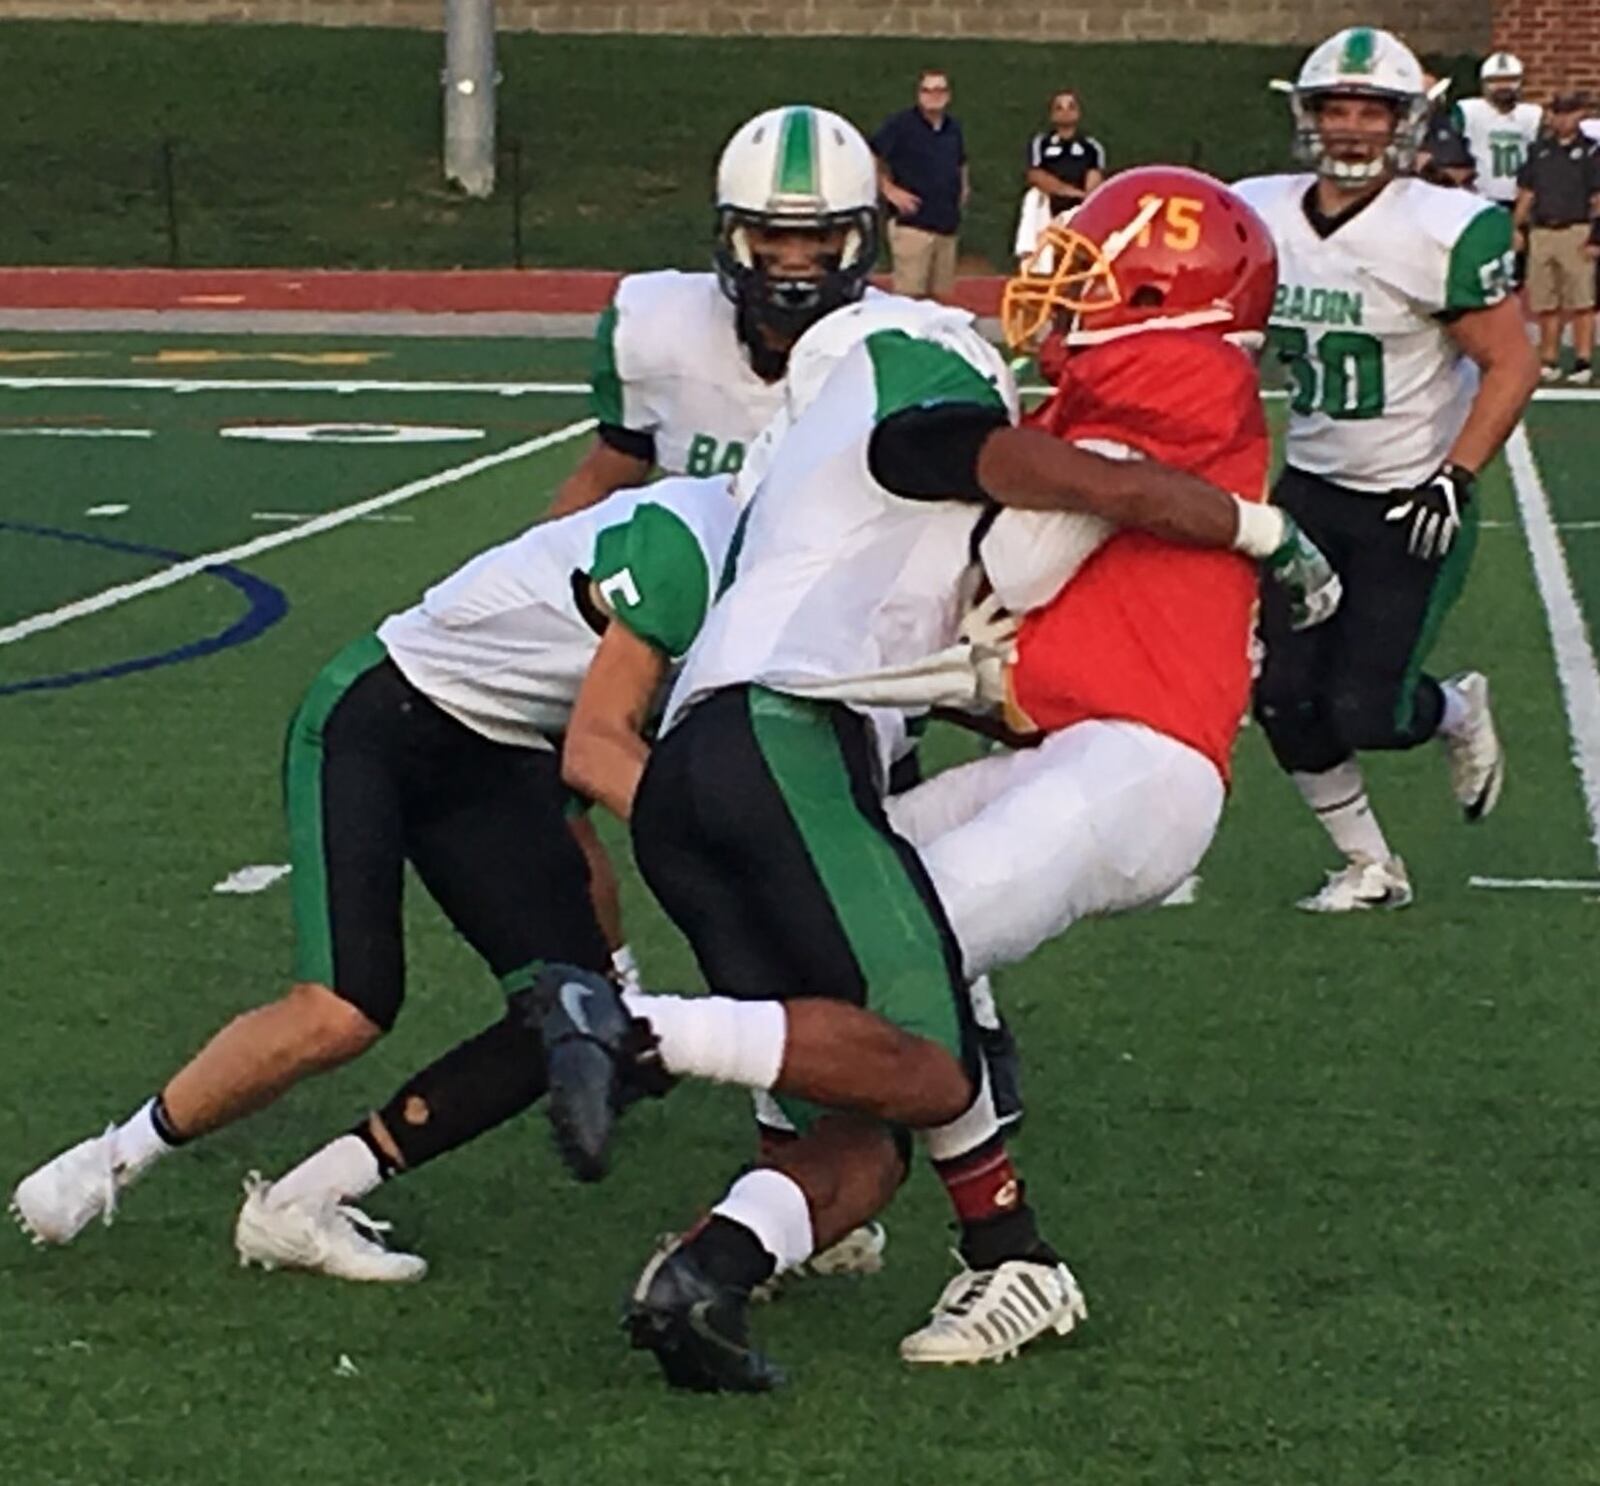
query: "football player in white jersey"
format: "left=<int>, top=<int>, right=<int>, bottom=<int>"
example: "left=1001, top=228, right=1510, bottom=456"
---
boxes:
left=544, top=105, right=926, bottom=1105
left=9, top=478, right=740, bottom=1278
left=1236, top=28, right=1540, bottom=912
left=549, top=103, right=881, bottom=516
left=529, top=299, right=1342, bottom=1391
left=1457, top=54, right=1543, bottom=211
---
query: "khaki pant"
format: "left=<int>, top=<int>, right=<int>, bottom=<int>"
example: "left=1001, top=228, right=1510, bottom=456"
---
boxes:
left=888, top=222, right=959, bottom=300
left=1527, top=223, right=1596, bottom=313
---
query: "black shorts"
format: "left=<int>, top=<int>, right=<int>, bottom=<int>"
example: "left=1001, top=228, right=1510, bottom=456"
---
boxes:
left=281, top=635, right=609, bottom=1029
left=631, top=686, right=977, bottom=1126
left=1253, top=465, right=1479, bottom=771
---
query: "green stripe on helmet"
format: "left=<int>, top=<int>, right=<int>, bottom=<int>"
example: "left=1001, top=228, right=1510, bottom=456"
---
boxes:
left=1339, top=27, right=1377, bottom=75
left=774, top=106, right=818, bottom=197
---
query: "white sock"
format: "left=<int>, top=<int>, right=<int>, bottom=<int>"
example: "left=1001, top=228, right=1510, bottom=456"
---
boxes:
left=711, top=1167, right=814, bottom=1273
left=1292, top=761, right=1392, bottom=863
left=924, top=1065, right=1001, bottom=1163
left=267, top=1134, right=382, bottom=1208
left=1436, top=681, right=1471, bottom=739
left=610, top=943, right=641, bottom=993
left=623, top=992, right=787, bottom=1089
left=967, top=974, right=1000, bottom=1032
left=112, top=1099, right=179, bottom=1182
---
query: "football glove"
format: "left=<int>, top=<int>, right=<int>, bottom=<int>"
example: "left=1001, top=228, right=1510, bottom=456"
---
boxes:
left=958, top=591, right=1020, bottom=706
left=1263, top=514, right=1343, bottom=631
left=1384, top=463, right=1474, bottom=562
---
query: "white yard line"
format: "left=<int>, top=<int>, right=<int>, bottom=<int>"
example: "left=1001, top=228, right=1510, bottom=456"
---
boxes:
left=0, top=417, right=594, bottom=648
left=0, top=426, right=152, bottom=438
left=1468, top=875, right=1600, bottom=892
left=1505, top=423, right=1600, bottom=869
left=3, top=375, right=1596, bottom=405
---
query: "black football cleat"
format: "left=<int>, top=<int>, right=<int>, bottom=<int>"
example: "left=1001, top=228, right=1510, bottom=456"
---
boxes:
left=532, top=963, right=672, bottom=1183
left=625, top=1236, right=785, bottom=1394
left=981, top=1016, right=1026, bottom=1136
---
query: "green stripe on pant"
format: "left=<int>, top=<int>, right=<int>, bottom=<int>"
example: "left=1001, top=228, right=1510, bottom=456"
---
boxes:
left=282, top=632, right=389, bottom=987
left=746, top=687, right=962, bottom=1057
left=1395, top=501, right=1481, bottom=733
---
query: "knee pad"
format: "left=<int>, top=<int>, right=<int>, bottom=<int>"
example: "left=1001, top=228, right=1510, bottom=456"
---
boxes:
left=1253, top=693, right=1347, bottom=775
left=375, top=998, right=547, bottom=1172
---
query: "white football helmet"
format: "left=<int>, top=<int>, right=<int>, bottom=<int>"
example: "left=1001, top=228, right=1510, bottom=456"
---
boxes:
left=1290, top=27, right=1428, bottom=182
left=1479, top=52, right=1524, bottom=106
left=1479, top=52, right=1524, bottom=83
left=714, top=106, right=881, bottom=353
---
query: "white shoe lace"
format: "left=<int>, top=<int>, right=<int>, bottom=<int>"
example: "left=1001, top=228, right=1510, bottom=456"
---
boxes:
left=332, top=1204, right=398, bottom=1250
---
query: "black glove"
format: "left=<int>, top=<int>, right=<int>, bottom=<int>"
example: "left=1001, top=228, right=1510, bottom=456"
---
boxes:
left=1384, top=463, right=1475, bottom=561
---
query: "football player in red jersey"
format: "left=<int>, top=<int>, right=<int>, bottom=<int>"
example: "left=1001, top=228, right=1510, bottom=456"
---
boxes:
left=894, top=166, right=1283, bottom=987
left=887, top=168, right=1304, bottom=1361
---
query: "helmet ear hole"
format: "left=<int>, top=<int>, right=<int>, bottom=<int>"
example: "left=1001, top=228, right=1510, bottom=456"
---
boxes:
left=1128, top=285, right=1165, bottom=308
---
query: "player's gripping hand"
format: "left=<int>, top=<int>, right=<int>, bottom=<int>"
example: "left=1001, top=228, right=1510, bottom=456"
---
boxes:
left=1384, top=463, right=1474, bottom=562
left=1264, top=515, right=1342, bottom=631
left=959, top=592, right=1020, bottom=706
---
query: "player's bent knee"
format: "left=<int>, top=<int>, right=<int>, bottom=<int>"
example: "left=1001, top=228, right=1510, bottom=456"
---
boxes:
left=286, top=982, right=384, bottom=1065
left=1326, top=683, right=1406, bottom=752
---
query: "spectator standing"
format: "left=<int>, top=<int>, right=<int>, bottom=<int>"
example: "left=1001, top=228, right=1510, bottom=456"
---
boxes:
left=1515, top=94, right=1600, bottom=383
left=1026, top=91, right=1106, bottom=216
left=872, top=69, right=969, bottom=300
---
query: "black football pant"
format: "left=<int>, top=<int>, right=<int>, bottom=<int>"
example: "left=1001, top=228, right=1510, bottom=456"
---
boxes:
left=1253, top=465, right=1479, bottom=777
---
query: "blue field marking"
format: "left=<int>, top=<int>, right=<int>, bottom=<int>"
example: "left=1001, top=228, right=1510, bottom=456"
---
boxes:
left=0, top=521, right=287, bottom=697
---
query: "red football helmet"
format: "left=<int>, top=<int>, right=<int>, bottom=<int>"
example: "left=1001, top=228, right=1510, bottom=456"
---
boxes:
left=1002, top=166, right=1277, bottom=355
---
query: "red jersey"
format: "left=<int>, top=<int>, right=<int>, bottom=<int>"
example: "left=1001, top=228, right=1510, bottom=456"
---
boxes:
left=1007, top=330, right=1269, bottom=781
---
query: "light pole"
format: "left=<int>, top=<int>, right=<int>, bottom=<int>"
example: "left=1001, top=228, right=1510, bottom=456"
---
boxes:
left=443, top=0, right=496, bottom=198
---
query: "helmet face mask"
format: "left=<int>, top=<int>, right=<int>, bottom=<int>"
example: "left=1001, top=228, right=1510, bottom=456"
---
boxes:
left=712, top=106, right=881, bottom=360
left=1289, top=27, right=1428, bottom=183
left=715, top=206, right=878, bottom=349
left=1002, top=166, right=1277, bottom=361
left=1480, top=52, right=1524, bottom=109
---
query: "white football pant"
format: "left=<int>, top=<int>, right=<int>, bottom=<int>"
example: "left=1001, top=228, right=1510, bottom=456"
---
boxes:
left=888, top=720, right=1224, bottom=978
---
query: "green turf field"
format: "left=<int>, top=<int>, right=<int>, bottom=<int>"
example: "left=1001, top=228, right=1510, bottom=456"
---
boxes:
left=3, top=332, right=1599, bottom=1485
left=0, top=22, right=1482, bottom=273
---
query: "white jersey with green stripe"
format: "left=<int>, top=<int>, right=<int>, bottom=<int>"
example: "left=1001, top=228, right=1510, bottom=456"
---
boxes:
left=664, top=311, right=1013, bottom=771
left=1234, top=172, right=1514, bottom=493
left=1455, top=98, right=1542, bottom=205
left=590, top=270, right=787, bottom=478
left=376, top=475, right=741, bottom=749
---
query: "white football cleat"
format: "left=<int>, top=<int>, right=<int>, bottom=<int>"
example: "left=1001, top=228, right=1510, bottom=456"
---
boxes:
left=1296, top=855, right=1413, bottom=913
left=10, top=1125, right=123, bottom=1246
left=234, top=1173, right=427, bottom=1283
left=1440, top=670, right=1504, bottom=822
left=752, top=1221, right=886, bottom=1302
left=1568, top=365, right=1594, bottom=387
left=805, top=1221, right=887, bottom=1278
left=900, top=1257, right=1087, bottom=1366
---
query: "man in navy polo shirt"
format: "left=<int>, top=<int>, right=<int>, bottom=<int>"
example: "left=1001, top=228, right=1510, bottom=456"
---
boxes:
left=872, top=68, right=969, bottom=300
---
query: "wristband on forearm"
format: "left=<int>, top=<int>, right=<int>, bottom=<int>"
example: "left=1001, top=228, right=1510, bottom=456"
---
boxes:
left=1230, top=498, right=1288, bottom=560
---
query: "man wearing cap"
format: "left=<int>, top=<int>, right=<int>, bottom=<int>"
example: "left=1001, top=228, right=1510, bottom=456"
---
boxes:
left=1515, top=94, right=1600, bottom=383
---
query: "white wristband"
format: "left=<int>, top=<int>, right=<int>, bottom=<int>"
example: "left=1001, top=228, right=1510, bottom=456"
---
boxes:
left=1231, top=498, right=1287, bottom=559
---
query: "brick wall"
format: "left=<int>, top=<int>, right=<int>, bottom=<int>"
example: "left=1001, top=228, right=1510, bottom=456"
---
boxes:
left=0, top=0, right=1495, bottom=53
left=1493, top=0, right=1600, bottom=104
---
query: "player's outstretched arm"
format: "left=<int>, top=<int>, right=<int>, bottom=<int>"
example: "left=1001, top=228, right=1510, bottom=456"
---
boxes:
left=976, top=424, right=1253, bottom=548
left=973, top=425, right=1341, bottom=628
left=562, top=620, right=670, bottom=822
left=546, top=440, right=652, bottom=521
left=1444, top=297, right=1542, bottom=476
